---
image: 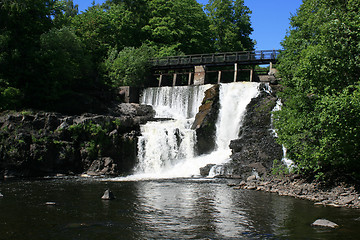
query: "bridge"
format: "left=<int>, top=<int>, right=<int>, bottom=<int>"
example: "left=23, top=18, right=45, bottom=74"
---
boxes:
left=150, top=50, right=280, bottom=86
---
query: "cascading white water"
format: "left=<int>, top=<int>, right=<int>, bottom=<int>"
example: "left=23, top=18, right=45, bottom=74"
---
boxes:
left=141, top=85, right=210, bottom=119
left=215, top=82, right=260, bottom=150
left=118, top=82, right=260, bottom=180
left=134, top=85, right=212, bottom=177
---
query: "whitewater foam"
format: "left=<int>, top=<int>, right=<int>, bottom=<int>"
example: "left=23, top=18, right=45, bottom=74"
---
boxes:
left=110, top=82, right=260, bottom=181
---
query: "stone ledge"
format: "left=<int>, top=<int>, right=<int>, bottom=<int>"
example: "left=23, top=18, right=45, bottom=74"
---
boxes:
left=232, top=176, right=360, bottom=209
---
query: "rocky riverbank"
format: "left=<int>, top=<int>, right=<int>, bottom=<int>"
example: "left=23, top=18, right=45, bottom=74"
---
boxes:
left=231, top=175, right=360, bottom=209
left=0, top=103, right=155, bottom=178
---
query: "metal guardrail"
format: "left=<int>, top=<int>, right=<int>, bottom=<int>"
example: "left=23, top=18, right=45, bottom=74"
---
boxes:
left=150, top=50, right=280, bottom=68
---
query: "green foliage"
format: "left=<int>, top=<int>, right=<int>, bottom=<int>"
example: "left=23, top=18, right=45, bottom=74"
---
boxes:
left=53, top=0, right=79, bottom=27
left=104, top=44, right=154, bottom=87
left=271, top=159, right=291, bottom=177
left=34, top=27, right=92, bottom=107
left=275, top=0, right=360, bottom=180
left=0, top=0, right=256, bottom=111
left=71, top=1, right=143, bottom=64
left=205, top=0, right=254, bottom=52
left=112, top=119, right=122, bottom=127
left=0, top=87, right=22, bottom=111
left=68, top=121, right=112, bottom=160
left=315, top=85, right=360, bottom=173
left=144, top=0, right=212, bottom=55
left=0, top=0, right=54, bottom=107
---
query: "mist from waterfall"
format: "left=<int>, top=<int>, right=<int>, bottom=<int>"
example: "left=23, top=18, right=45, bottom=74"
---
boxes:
left=115, top=82, right=260, bottom=180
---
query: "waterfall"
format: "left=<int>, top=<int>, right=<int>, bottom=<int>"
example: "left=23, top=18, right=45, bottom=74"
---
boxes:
left=271, top=99, right=295, bottom=169
left=141, top=85, right=210, bottom=119
left=134, top=85, right=212, bottom=177
left=119, top=82, right=260, bottom=180
left=215, top=82, right=260, bottom=150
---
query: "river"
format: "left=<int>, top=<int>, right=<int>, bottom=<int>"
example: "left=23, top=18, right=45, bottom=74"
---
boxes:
left=1, top=83, right=359, bottom=239
left=1, top=177, right=360, bottom=239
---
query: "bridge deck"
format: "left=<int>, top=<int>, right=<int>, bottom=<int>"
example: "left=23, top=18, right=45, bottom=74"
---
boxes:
left=150, top=50, right=279, bottom=70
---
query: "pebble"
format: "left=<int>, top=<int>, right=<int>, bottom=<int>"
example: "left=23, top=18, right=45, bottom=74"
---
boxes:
left=45, top=202, right=56, bottom=205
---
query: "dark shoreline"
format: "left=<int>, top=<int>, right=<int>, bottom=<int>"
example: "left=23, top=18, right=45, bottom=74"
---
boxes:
left=231, top=175, right=360, bottom=209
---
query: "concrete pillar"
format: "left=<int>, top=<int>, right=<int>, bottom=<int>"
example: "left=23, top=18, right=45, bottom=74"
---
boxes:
left=118, top=86, right=140, bottom=103
left=217, top=71, right=222, bottom=84
left=188, top=72, right=192, bottom=85
left=250, top=69, right=253, bottom=82
left=194, top=65, right=206, bottom=85
left=234, top=63, right=238, bottom=82
left=172, top=73, right=177, bottom=86
left=269, top=62, right=273, bottom=74
left=158, top=74, right=163, bottom=87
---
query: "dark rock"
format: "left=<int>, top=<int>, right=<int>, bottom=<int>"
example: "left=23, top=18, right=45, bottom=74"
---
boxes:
left=226, top=83, right=283, bottom=179
left=108, top=103, right=155, bottom=120
left=87, top=157, right=117, bottom=176
left=0, top=104, right=152, bottom=177
left=192, top=85, right=220, bottom=155
left=101, top=189, right=115, bottom=200
left=311, top=219, right=339, bottom=228
left=200, top=164, right=216, bottom=177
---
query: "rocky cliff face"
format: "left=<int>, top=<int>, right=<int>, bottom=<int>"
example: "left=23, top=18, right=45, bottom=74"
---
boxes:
left=0, top=104, right=155, bottom=178
left=191, top=85, right=220, bottom=155
left=223, top=84, right=283, bottom=179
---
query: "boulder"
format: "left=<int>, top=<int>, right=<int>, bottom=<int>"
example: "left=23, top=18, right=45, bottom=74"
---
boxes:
left=108, top=103, right=155, bottom=120
left=87, top=157, right=117, bottom=176
left=101, top=189, right=115, bottom=200
left=311, top=219, right=339, bottom=228
left=192, top=85, right=220, bottom=155
left=247, top=175, right=257, bottom=182
left=199, top=164, right=216, bottom=177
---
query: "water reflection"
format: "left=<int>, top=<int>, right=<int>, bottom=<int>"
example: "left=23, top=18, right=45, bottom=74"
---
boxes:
left=133, top=180, right=293, bottom=239
left=1, top=178, right=360, bottom=239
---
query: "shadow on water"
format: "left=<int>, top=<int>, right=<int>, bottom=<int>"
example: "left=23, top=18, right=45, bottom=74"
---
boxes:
left=1, top=177, right=360, bottom=239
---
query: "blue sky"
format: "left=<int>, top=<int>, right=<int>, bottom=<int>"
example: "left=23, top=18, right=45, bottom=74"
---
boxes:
left=74, top=0, right=303, bottom=50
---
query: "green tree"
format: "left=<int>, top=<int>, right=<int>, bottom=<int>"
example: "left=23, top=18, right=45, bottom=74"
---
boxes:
left=205, top=0, right=254, bottom=52
left=71, top=2, right=143, bottom=66
left=32, top=27, right=91, bottom=109
left=103, top=44, right=154, bottom=87
left=275, top=0, right=360, bottom=180
left=143, top=0, right=212, bottom=56
left=0, top=0, right=55, bottom=110
left=53, top=0, right=79, bottom=27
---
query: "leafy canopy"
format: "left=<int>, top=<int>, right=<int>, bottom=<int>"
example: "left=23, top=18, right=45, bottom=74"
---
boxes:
left=275, top=0, right=360, bottom=180
left=205, top=0, right=254, bottom=52
left=0, top=0, right=255, bottom=112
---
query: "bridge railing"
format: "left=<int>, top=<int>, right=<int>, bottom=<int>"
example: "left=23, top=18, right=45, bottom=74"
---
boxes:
left=150, top=50, right=280, bottom=68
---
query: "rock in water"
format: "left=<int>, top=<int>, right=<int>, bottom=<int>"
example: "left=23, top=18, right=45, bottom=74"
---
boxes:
left=0, top=193, right=3, bottom=197
left=311, top=219, right=339, bottom=228
left=101, top=189, right=115, bottom=200
left=200, top=164, right=216, bottom=177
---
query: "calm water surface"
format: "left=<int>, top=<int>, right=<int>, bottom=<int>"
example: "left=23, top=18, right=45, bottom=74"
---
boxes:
left=1, top=177, right=360, bottom=239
